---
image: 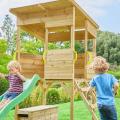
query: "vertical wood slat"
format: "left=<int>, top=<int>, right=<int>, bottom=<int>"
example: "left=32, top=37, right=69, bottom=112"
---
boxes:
left=93, top=39, right=96, bottom=57
left=44, top=28, right=48, bottom=77
left=45, top=28, right=48, bottom=51
left=16, top=25, right=21, bottom=61
left=15, top=105, right=19, bottom=120
left=70, top=6, right=75, bottom=120
left=84, top=20, right=88, bottom=79
left=15, top=24, right=21, bottom=120
left=43, top=28, right=49, bottom=105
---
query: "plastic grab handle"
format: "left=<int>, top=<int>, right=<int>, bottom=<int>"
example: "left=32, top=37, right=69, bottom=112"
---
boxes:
left=43, top=51, right=47, bottom=64
left=74, top=50, right=78, bottom=63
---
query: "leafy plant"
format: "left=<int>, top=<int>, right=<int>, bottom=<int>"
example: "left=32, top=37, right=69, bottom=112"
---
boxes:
left=47, top=88, right=60, bottom=105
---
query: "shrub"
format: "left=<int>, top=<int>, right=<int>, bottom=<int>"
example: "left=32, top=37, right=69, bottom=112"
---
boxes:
left=74, top=92, right=81, bottom=101
left=58, top=87, right=70, bottom=103
left=47, top=88, right=60, bottom=105
left=20, top=85, right=42, bottom=108
left=108, top=70, right=120, bottom=79
left=0, top=53, right=12, bottom=95
left=0, top=79, right=9, bottom=95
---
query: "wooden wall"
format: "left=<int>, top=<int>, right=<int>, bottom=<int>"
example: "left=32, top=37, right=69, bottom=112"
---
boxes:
left=75, top=54, right=85, bottom=78
left=19, top=52, right=94, bottom=80
left=75, top=52, right=95, bottom=80
left=19, top=53, right=44, bottom=78
left=45, top=49, right=74, bottom=80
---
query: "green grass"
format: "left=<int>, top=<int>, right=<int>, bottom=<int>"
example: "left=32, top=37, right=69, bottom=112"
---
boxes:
left=8, top=98, right=120, bottom=120
left=58, top=100, right=98, bottom=120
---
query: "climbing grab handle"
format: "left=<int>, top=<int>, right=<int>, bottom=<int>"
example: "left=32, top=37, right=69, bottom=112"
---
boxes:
left=74, top=50, right=78, bottom=63
left=43, top=51, right=47, bottom=64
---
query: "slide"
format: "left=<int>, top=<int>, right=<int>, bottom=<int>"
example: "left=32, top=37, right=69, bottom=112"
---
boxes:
left=0, top=74, right=40, bottom=120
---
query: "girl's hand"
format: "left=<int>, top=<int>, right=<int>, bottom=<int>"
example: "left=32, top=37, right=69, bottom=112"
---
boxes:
left=0, top=73, right=5, bottom=79
left=11, top=67, right=19, bottom=73
left=0, top=73, right=3, bottom=77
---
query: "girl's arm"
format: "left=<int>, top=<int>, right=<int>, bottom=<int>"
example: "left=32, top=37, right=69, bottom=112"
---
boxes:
left=16, top=72, right=26, bottom=82
left=11, top=67, right=27, bottom=82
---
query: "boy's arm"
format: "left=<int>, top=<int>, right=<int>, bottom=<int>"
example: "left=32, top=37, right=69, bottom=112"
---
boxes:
left=112, top=75, right=119, bottom=95
left=87, top=79, right=96, bottom=94
left=114, top=82, right=119, bottom=95
left=16, top=72, right=26, bottom=82
left=87, top=86, right=94, bottom=94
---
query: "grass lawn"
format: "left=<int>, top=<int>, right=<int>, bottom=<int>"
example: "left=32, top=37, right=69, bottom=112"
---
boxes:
left=58, top=98, right=120, bottom=120
left=8, top=98, right=120, bottom=120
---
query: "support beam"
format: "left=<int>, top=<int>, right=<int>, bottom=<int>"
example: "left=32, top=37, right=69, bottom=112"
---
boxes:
left=84, top=20, right=88, bottom=79
left=46, top=18, right=73, bottom=28
left=17, top=7, right=73, bottom=26
left=48, top=30, right=94, bottom=42
left=20, top=25, right=45, bottom=41
left=86, top=20, right=97, bottom=38
left=45, top=28, right=48, bottom=51
left=42, top=80, right=47, bottom=105
left=70, top=6, right=75, bottom=120
left=93, top=39, right=96, bottom=57
left=15, top=105, right=19, bottom=120
left=43, top=28, right=48, bottom=105
left=67, top=0, right=99, bottom=29
left=16, top=26, right=21, bottom=61
left=38, top=4, right=46, bottom=11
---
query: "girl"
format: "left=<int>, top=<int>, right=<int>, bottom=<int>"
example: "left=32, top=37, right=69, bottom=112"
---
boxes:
left=89, top=56, right=119, bottom=120
left=0, top=60, right=26, bottom=109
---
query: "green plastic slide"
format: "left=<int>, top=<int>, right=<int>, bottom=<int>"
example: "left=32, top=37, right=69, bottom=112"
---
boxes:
left=0, top=74, right=40, bottom=120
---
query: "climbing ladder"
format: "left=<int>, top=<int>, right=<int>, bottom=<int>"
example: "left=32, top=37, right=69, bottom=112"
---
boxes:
left=75, top=78, right=99, bottom=120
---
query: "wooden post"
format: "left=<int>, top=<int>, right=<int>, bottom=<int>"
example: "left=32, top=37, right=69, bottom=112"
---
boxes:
left=84, top=20, right=88, bottom=79
left=14, top=25, right=21, bottom=120
left=42, top=80, right=47, bottom=105
left=92, top=38, right=96, bottom=120
left=16, top=26, right=21, bottom=62
left=14, top=105, right=19, bottom=120
left=45, top=28, right=48, bottom=51
left=43, top=28, right=48, bottom=105
left=93, top=38, right=96, bottom=57
left=70, top=6, right=75, bottom=120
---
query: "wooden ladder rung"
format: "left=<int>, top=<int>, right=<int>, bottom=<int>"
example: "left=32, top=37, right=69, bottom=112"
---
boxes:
left=75, top=79, right=85, bottom=85
left=81, top=87, right=90, bottom=92
left=91, top=103, right=97, bottom=109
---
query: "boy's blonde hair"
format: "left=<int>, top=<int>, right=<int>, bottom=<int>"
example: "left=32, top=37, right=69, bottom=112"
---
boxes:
left=7, top=60, right=21, bottom=72
left=91, top=56, right=109, bottom=73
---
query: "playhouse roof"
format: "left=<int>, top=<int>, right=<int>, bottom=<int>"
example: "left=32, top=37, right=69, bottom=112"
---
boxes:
left=10, top=0, right=99, bottom=41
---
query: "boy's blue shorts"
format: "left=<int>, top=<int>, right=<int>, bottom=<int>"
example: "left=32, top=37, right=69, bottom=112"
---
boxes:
left=3, top=92, right=19, bottom=100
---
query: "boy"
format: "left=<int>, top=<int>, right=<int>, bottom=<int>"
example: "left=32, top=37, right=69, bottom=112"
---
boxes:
left=89, top=56, right=119, bottom=120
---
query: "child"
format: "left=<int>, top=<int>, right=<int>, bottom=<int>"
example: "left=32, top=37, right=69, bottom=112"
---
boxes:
left=0, top=60, right=26, bottom=109
left=89, top=56, right=119, bottom=120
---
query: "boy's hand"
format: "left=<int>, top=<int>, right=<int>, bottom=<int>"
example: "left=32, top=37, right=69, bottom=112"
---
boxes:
left=115, top=92, right=117, bottom=96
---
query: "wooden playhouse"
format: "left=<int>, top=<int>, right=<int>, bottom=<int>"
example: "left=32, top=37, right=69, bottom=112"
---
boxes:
left=10, top=0, right=99, bottom=120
